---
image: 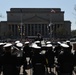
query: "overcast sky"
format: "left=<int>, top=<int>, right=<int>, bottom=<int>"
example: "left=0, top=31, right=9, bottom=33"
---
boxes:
left=0, top=0, right=76, bottom=30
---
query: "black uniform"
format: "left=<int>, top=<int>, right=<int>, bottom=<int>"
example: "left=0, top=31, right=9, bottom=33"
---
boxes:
left=73, top=50, right=76, bottom=73
left=54, top=44, right=61, bottom=58
left=23, top=44, right=32, bottom=58
left=0, top=44, right=5, bottom=74
left=23, top=44, right=32, bottom=75
left=1, top=48, right=18, bottom=75
left=57, top=47, right=74, bottom=75
left=66, top=41, right=72, bottom=52
left=12, top=43, right=23, bottom=75
left=32, top=48, right=46, bottom=75
left=45, top=46, right=55, bottom=72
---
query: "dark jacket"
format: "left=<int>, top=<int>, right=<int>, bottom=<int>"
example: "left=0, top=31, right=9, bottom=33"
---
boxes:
left=58, top=51, right=74, bottom=73
left=1, top=52, right=19, bottom=75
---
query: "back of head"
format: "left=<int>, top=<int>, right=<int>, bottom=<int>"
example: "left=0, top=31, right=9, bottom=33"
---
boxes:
left=46, top=44, right=53, bottom=51
left=3, top=43, right=12, bottom=53
left=60, top=43, right=71, bottom=53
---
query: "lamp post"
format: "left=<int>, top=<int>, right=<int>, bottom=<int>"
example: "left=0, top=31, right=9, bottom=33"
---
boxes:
left=20, top=9, right=23, bottom=40
left=48, top=22, right=52, bottom=40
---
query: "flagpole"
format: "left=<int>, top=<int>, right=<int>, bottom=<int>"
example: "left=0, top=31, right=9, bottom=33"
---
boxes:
left=48, top=9, right=55, bottom=40
left=49, top=22, right=52, bottom=40
left=20, top=9, right=22, bottom=41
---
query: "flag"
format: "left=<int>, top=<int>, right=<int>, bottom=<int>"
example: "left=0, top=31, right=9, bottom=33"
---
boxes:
left=51, top=9, right=56, bottom=13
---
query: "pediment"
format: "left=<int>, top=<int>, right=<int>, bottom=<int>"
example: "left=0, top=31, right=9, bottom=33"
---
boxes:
left=25, top=15, right=48, bottom=22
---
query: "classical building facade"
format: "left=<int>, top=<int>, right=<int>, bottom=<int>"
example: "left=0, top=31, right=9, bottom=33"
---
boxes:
left=0, top=8, right=71, bottom=39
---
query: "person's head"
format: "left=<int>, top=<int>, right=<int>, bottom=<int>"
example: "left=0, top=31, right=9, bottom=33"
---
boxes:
left=0, top=43, right=6, bottom=49
left=15, top=40, right=20, bottom=44
left=60, top=43, right=70, bottom=52
left=3, top=43, right=12, bottom=53
left=16, top=42, right=23, bottom=50
left=66, top=40, right=70, bottom=45
left=24, top=41, right=30, bottom=46
left=31, top=43, right=41, bottom=54
left=46, top=44, right=53, bottom=51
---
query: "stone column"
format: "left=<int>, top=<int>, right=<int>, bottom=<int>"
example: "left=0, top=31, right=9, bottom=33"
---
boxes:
left=30, top=24, right=32, bottom=36
left=44, top=24, right=45, bottom=36
left=33, top=24, right=35, bottom=36
left=14, top=25, right=16, bottom=37
left=41, top=24, right=42, bottom=35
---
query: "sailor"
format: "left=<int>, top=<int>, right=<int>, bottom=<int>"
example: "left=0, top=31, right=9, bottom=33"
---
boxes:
left=45, top=44, right=55, bottom=73
left=32, top=44, right=46, bottom=75
left=23, top=41, right=32, bottom=75
left=15, top=40, right=20, bottom=44
left=1, top=43, right=18, bottom=75
left=46, top=41, right=51, bottom=45
left=57, top=43, right=74, bottom=75
left=34, top=40, right=41, bottom=47
left=73, top=49, right=76, bottom=74
left=54, top=41, right=62, bottom=58
left=0, top=43, right=5, bottom=55
left=73, top=43, right=76, bottom=74
left=0, top=43, right=6, bottom=74
left=15, top=42, right=23, bottom=75
left=66, top=40, right=72, bottom=51
left=35, top=33, right=43, bottom=41
left=13, top=40, right=20, bottom=47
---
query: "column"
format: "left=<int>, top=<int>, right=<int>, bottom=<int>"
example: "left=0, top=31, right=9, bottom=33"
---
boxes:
left=10, top=25, right=13, bottom=38
left=27, top=24, right=28, bottom=36
left=14, top=25, right=15, bottom=37
left=44, top=24, right=45, bottom=36
left=30, top=24, right=32, bottom=36
left=11, top=25, right=12, bottom=33
left=24, top=25, right=25, bottom=36
left=31, top=24, right=33, bottom=36
left=15, top=25, right=17, bottom=36
left=33, top=24, right=35, bottom=36
left=37, top=24, right=39, bottom=33
left=41, top=24, right=42, bottom=35
left=12, top=25, right=14, bottom=36
left=45, top=24, right=48, bottom=36
left=25, top=24, right=27, bottom=36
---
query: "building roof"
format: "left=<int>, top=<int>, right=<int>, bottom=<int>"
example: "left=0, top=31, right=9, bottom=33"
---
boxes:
left=7, top=8, right=64, bottom=13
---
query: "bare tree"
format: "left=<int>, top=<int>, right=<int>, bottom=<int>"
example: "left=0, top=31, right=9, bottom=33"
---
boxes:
left=0, top=13, right=5, bottom=18
left=74, top=4, right=76, bottom=11
left=0, top=13, right=3, bottom=18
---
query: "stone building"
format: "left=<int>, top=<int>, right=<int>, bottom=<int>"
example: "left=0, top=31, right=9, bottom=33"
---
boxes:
left=0, top=8, right=71, bottom=40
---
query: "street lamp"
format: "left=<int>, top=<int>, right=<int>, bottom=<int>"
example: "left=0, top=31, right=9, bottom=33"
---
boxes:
left=48, top=22, right=52, bottom=40
left=20, top=9, right=23, bottom=40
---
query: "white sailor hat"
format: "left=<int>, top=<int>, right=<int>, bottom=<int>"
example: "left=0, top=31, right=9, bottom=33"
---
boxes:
left=16, top=43, right=23, bottom=47
left=66, top=40, right=70, bottom=43
left=46, top=44, right=52, bottom=47
left=31, top=43, right=41, bottom=49
left=60, top=43, right=69, bottom=48
left=24, top=41, right=29, bottom=44
left=3, top=43, right=12, bottom=48
left=0, top=43, right=5, bottom=46
left=34, top=41, right=40, bottom=44
left=57, top=41, right=61, bottom=45
left=46, top=41, right=51, bottom=44
left=15, top=40, right=20, bottom=44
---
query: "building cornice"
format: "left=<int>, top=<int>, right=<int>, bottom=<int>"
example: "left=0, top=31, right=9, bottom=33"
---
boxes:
left=7, top=8, right=64, bottom=13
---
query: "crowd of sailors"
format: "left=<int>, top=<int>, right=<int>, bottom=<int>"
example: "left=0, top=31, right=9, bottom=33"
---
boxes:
left=0, top=38, right=76, bottom=75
